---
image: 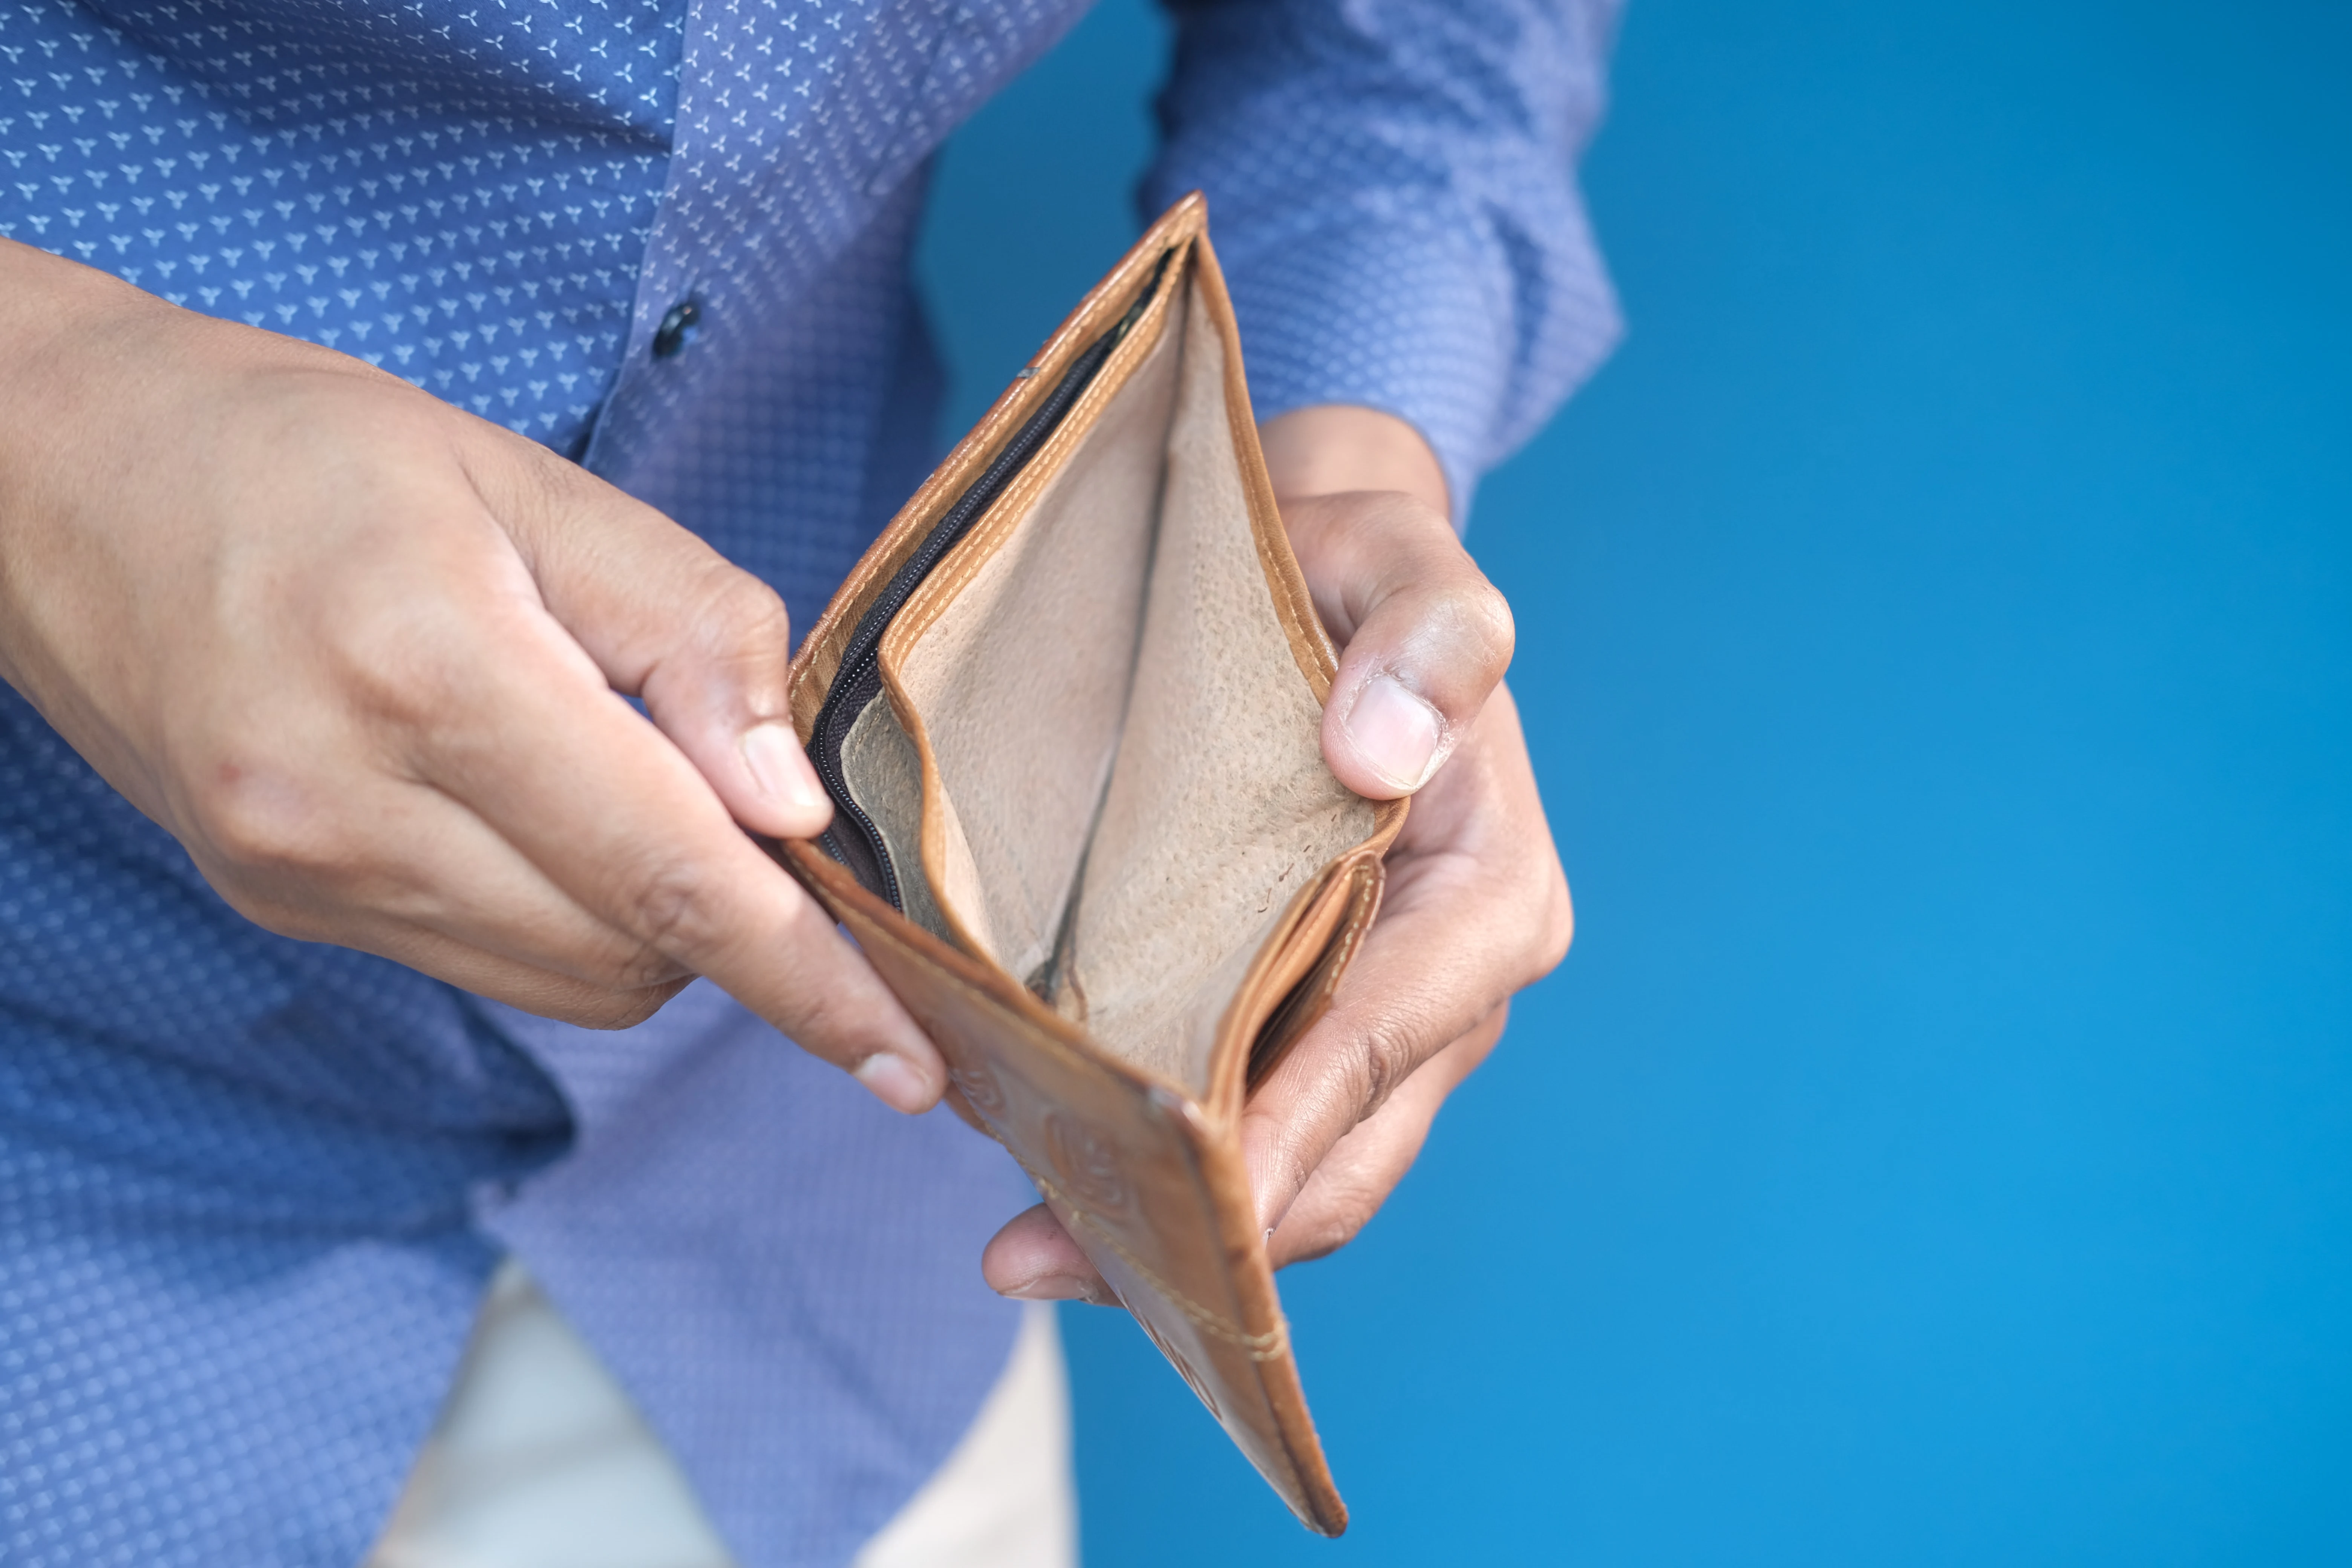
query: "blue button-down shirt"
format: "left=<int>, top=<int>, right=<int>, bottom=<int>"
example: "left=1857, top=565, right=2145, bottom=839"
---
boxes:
left=0, top=2, right=1620, bottom=1563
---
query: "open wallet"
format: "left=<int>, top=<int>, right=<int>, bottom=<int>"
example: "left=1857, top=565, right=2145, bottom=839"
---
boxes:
left=767, top=193, right=1403, bottom=1535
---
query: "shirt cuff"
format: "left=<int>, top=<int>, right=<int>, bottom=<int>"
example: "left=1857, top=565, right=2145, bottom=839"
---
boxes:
left=1206, top=200, right=1621, bottom=529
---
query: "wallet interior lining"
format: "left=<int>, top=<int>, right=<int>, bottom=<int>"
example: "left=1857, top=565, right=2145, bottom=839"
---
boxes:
left=806, top=255, right=1171, bottom=911
left=834, top=252, right=1375, bottom=1092
left=1053, top=274, right=1373, bottom=1086
left=886, top=295, right=1184, bottom=988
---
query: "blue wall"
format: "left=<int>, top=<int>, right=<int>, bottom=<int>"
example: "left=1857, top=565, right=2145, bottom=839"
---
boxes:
left=917, top=2, right=2352, bottom=1561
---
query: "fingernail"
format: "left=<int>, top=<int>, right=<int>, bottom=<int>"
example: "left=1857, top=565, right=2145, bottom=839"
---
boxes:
left=1001, top=1272, right=1094, bottom=1302
left=1345, top=674, right=1444, bottom=790
left=1002, top=1272, right=1118, bottom=1306
left=854, top=1051, right=939, bottom=1114
left=742, top=722, right=827, bottom=815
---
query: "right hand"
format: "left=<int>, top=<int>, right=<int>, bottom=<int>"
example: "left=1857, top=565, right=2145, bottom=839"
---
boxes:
left=0, top=239, right=946, bottom=1113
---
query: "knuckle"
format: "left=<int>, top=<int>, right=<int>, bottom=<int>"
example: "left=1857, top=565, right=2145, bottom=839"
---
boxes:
left=214, top=885, right=332, bottom=946
left=592, top=930, right=695, bottom=992
left=1464, top=578, right=1516, bottom=668
left=610, top=853, right=725, bottom=962
left=692, top=568, right=792, bottom=667
left=1346, top=1014, right=1427, bottom=1120
left=482, top=425, right=609, bottom=528
left=325, top=590, right=478, bottom=732
left=514, top=438, right=585, bottom=510
left=773, top=982, right=872, bottom=1067
left=517, top=972, right=683, bottom=1031
left=1416, top=570, right=1513, bottom=678
left=185, top=751, right=345, bottom=882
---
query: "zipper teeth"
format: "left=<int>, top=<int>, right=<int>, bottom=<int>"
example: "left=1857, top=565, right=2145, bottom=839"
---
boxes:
left=837, top=328, right=1119, bottom=683
left=809, top=349, right=1106, bottom=914
left=809, top=250, right=1175, bottom=912
left=818, top=767, right=902, bottom=908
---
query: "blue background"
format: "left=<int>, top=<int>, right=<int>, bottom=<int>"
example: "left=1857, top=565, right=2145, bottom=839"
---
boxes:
left=918, top=2, right=2352, bottom=1562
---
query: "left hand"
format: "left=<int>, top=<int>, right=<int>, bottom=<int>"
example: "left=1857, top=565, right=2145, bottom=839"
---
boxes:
left=984, top=406, right=1573, bottom=1297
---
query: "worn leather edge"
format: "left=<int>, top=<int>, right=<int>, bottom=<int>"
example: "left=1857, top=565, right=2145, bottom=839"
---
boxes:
left=1185, top=233, right=1337, bottom=705
left=772, top=836, right=1103, bottom=1071
left=1172, top=1137, right=1350, bottom=1535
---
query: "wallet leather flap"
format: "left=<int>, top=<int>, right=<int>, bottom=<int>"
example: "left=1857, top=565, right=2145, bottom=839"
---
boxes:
left=779, top=839, right=1373, bottom=1534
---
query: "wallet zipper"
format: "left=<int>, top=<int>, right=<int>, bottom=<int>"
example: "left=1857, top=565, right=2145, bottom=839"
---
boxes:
left=807, top=249, right=1176, bottom=911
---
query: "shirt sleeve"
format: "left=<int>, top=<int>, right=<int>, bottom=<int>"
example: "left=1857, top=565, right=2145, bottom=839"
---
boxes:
left=1142, top=0, right=1625, bottom=524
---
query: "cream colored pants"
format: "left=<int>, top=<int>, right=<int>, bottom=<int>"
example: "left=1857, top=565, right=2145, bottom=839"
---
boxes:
left=369, top=1262, right=1077, bottom=1568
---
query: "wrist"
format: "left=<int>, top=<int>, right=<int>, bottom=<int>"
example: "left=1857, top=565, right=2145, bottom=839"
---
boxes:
left=0, top=243, right=173, bottom=674
left=1257, top=404, right=1450, bottom=518
left=0, top=239, right=168, bottom=419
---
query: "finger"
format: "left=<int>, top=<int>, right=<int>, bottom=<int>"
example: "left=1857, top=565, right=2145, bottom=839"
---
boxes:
left=338, top=916, right=692, bottom=1030
left=352, top=534, right=945, bottom=1114
left=1281, top=490, right=1514, bottom=798
left=982, top=1203, right=1116, bottom=1305
left=192, top=803, right=694, bottom=1028
left=167, top=684, right=707, bottom=1027
left=464, top=684, right=942, bottom=1111
left=1242, top=691, right=1570, bottom=1234
left=179, top=756, right=700, bottom=999
left=458, top=428, right=833, bottom=841
left=986, top=1018, right=1510, bottom=1289
left=1265, top=1008, right=1504, bottom=1268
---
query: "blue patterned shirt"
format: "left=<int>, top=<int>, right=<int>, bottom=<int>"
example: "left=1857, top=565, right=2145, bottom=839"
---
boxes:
left=0, top=1, right=1620, bottom=1563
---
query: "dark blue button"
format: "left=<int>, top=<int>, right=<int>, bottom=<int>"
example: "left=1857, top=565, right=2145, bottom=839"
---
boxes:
left=652, top=297, right=702, bottom=359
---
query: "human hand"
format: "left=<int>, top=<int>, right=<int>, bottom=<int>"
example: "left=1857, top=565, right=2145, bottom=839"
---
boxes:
left=983, top=405, right=1572, bottom=1297
left=0, top=239, right=945, bottom=1112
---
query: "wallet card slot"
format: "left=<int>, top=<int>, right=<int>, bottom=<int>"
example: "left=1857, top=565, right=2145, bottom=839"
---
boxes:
left=808, top=249, right=1177, bottom=910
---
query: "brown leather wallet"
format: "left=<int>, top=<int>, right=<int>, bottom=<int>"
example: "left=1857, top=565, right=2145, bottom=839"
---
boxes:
left=769, top=193, right=1402, bottom=1535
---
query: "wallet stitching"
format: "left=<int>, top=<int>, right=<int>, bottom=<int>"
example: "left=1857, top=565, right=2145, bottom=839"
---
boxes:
left=1017, top=1157, right=1292, bottom=1361
left=887, top=268, right=1182, bottom=655
left=1193, top=237, right=1341, bottom=700
left=815, top=265, right=1179, bottom=911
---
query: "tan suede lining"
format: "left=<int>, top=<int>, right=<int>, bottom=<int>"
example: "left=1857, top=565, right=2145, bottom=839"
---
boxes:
left=887, top=288, right=1182, bottom=988
left=844, top=263, right=1373, bottom=1091
left=1069, top=278, right=1374, bottom=1087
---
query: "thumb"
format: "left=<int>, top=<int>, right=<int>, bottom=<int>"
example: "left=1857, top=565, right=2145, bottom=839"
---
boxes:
left=1282, top=489, right=1516, bottom=799
left=462, top=432, right=834, bottom=840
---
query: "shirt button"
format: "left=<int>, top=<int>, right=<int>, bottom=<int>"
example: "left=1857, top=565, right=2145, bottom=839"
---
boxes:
left=652, top=297, right=702, bottom=359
